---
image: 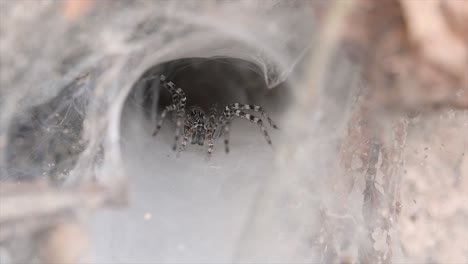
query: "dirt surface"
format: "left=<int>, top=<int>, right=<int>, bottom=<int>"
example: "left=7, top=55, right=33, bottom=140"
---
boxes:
left=399, top=110, right=467, bottom=263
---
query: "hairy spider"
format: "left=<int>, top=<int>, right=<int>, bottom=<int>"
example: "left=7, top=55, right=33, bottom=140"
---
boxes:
left=151, top=75, right=278, bottom=158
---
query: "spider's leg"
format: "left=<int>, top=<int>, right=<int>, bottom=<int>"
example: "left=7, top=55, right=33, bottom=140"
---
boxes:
left=231, top=109, right=273, bottom=146
left=228, top=103, right=278, bottom=129
left=197, top=120, right=209, bottom=146
left=172, top=109, right=185, bottom=151
left=206, top=131, right=215, bottom=158
left=191, top=130, right=198, bottom=145
left=179, top=126, right=193, bottom=155
left=205, top=104, right=219, bottom=158
left=217, top=106, right=233, bottom=153
left=223, top=121, right=231, bottom=153
left=205, top=125, right=216, bottom=157
left=152, top=104, right=177, bottom=136
left=208, top=104, right=219, bottom=133
left=197, top=128, right=206, bottom=146
left=159, top=75, right=186, bottom=109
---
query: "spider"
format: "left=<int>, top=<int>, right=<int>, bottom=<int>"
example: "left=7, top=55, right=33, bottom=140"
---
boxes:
left=151, top=74, right=278, bottom=158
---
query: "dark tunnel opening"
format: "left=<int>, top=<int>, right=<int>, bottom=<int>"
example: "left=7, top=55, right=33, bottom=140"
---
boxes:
left=137, top=57, right=288, bottom=116
left=125, top=57, right=291, bottom=152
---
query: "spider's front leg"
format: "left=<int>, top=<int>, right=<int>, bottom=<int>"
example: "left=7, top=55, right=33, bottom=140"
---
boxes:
left=212, top=119, right=230, bottom=154
left=178, top=125, right=193, bottom=156
left=160, top=75, right=187, bottom=110
left=206, top=130, right=215, bottom=158
left=222, top=121, right=231, bottom=153
left=205, top=104, right=219, bottom=158
left=206, top=123, right=223, bottom=158
left=152, top=104, right=177, bottom=136
left=172, top=109, right=185, bottom=151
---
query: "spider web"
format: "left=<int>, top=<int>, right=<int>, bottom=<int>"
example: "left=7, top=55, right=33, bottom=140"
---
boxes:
left=0, top=1, right=318, bottom=262
left=2, top=1, right=465, bottom=264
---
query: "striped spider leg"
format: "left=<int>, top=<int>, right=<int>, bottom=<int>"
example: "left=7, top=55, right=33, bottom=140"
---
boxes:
left=221, top=120, right=231, bottom=153
left=152, top=75, right=187, bottom=151
left=218, top=103, right=278, bottom=150
left=205, top=104, right=219, bottom=158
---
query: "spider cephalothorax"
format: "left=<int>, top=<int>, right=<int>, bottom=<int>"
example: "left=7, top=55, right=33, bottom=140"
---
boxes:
left=151, top=75, right=278, bottom=158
